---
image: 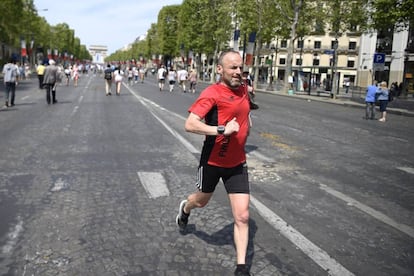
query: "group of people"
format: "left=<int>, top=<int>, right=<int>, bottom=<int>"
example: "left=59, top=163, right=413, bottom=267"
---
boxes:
left=103, top=64, right=125, bottom=96
left=103, top=64, right=148, bottom=96
left=365, top=80, right=392, bottom=122
left=157, top=65, right=198, bottom=93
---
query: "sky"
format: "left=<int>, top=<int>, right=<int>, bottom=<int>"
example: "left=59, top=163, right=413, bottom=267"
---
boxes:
left=33, top=0, right=183, bottom=55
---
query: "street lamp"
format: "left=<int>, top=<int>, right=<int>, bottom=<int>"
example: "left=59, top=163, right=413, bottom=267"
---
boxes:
left=266, top=43, right=277, bottom=91
left=330, top=38, right=339, bottom=99
left=403, top=48, right=409, bottom=97
left=309, top=53, right=318, bottom=95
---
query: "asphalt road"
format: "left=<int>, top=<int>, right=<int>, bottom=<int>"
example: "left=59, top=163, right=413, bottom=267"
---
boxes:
left=0, top=73, right=413, bottom=276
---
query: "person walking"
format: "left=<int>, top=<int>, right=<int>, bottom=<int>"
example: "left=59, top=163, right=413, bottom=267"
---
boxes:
left=376, top=81, right=389, bottom=122
left=103, top=64, right=113, bottom=96
left=177, top=67, right=188, bottom=93
left=64, top=66, right=71, bottom=86
left=36, top=62, right=46, bottom=89
left=72, top=64, right=80, bottom=87
left=167, top=67, right=177, bottom=92
left=113, top=67, right=124, bottom=95
left=157, top=65, right=167, bottom=91
left=176, top=50, right=252, bottom=276
left=188, top=69, right=197, bottom=93
left=139, top=66, right=146, bottom=83
left=2, top=58, right=19, bottom=107
left=364, top=80, right=377, bottom=120
left=42, top=59, right=59, bottom=104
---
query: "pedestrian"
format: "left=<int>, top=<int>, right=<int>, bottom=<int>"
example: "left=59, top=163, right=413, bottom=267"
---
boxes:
left=188, top=69, right=197, bottom=93
left=364, top=80, right=377, bottom=120
left=36, top=62, right=46, bottom=89
left=139, top=66, right=146, bottom=83
left=176, top=50, right=252, bottom=276
left=103, top=64, right=113, bottom=96
left=72, top=64, right=80, bottom=87
left=64, top=66, right=71, bottom=86
left=133, top=67, right=139, bottom=84
left=42, top=59, right=59, bottom=104
left=177, top=67, right=188, bottom=93
left=157, top=65, right=167, bottom=91
left=242, top=70, right=259, bottom=110
left=2, top=58, right=19, bottom=107
left=344, top=78, right=350, bottom=93
left=114, top=67, right=124, bottom=95
left=167, top=67, right=177, bottom=92
left=376, top=81, right=389, bottom=122
left=127, top=67, right=133, bottom=85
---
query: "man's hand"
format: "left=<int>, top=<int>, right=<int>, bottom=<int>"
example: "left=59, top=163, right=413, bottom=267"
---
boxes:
left=224, top=117, right=239, bottom=135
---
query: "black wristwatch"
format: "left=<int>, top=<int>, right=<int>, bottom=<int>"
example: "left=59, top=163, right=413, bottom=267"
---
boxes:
left=217, top=125, right=225, bottom=135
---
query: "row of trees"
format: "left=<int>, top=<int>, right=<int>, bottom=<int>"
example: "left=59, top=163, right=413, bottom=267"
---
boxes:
left=0, top=0, right=91, bottom=65
left=107, top=0, right=412, bottom=92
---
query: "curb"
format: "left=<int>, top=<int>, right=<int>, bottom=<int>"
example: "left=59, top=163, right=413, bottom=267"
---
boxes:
left=255, top=88, right=414, bottom=118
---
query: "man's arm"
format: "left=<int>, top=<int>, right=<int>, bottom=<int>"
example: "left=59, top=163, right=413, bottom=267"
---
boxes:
left=185, top=112, right=239, bottom=136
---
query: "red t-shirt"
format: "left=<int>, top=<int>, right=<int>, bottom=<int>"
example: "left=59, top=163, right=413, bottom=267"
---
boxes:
left=188, top=83, right=250, bottom=168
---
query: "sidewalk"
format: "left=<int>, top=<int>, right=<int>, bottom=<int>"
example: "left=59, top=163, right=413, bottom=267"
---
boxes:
left=255, top=87, right=414, bottom=117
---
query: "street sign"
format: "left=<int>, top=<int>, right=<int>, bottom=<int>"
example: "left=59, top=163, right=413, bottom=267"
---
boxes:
left=324, top=50, right=334, bottom=55
left=373, top=53, right=385, bottom=71
left=374, top=53, right=385, bottom=64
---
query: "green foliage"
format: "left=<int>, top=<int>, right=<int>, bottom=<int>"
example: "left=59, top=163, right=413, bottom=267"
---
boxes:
left=0, top=0, right=91, bottom=62
left=370, top=0, right=414, bottom=31
left=158, top=5, right=181, bottom=57
left=322, top=0, right=370, bottom=35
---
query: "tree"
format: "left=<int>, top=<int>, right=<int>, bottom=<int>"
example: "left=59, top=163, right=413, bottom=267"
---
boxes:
left=237, top=0, right=286, bottom=89
left=157, top=5, right=181, bottom=66
left=370, top=0, right=414, bottom=31
left=323, top=0, right=369, bottom=98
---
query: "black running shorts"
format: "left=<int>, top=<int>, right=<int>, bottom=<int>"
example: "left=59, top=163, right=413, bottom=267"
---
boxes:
left=195, top=162, right=249, bottom=194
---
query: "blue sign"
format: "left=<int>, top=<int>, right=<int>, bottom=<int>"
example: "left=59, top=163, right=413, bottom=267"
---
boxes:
left=324, top=50, right=334, bottom=55
left=373, top=53, right=385, bottom=64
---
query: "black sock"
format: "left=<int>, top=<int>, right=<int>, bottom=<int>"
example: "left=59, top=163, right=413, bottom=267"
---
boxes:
left=236, top=264, right=247, bottom=271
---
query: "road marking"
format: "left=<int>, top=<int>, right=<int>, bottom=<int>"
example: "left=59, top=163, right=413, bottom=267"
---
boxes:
left=126, top=86, right=199, bottom=154
left=2, top=216, right=23, bottom=254
left=319, top=183, right=414, bottom=239
left=397, top=167, right=414, bottom=175
left=21, top=96, right=29, bottom=100
left=250, top=196, right=355, bottom=276
left=137, top=172, right=169, bottom=198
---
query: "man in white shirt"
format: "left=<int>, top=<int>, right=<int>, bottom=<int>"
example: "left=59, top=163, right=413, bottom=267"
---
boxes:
left=157, top=65, right=167, bottom=91
left=2, top=58, right=19, bottom=107
left=177, top=67, right=188, bottom=93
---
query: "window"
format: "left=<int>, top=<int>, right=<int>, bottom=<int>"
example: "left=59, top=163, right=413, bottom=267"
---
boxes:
left=281, top=40, right=287, bottom=48
left=313, top=58, right=320, bottom=66
left=297, top=40, right=304, bottom=48
left=331, top=40, right=338, bottom=49
left=349, top=41, right=357, bottom=50
left=347, top=60, right=355, bottom=68
left=314, top=41, right=321, bottom=49
left=296, top=58, right=302, bottom=65
left=279, top=57, right=286, bottom=65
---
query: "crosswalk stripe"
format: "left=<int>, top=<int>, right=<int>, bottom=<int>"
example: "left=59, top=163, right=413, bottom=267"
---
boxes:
left=137, top=172, right=169, bottom=198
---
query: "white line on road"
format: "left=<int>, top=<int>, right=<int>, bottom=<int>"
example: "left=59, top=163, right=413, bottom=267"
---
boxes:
left=319, top=183, right=414, bottom=239
left=2, top=216, right=24, bottom=254
left=126, top=86, right=199, bottom=153
left=397, top=166, right=414, bottom=175
left=137, top=172, right=170, bottom=198
left=250, top=196, right=355, bottom=276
